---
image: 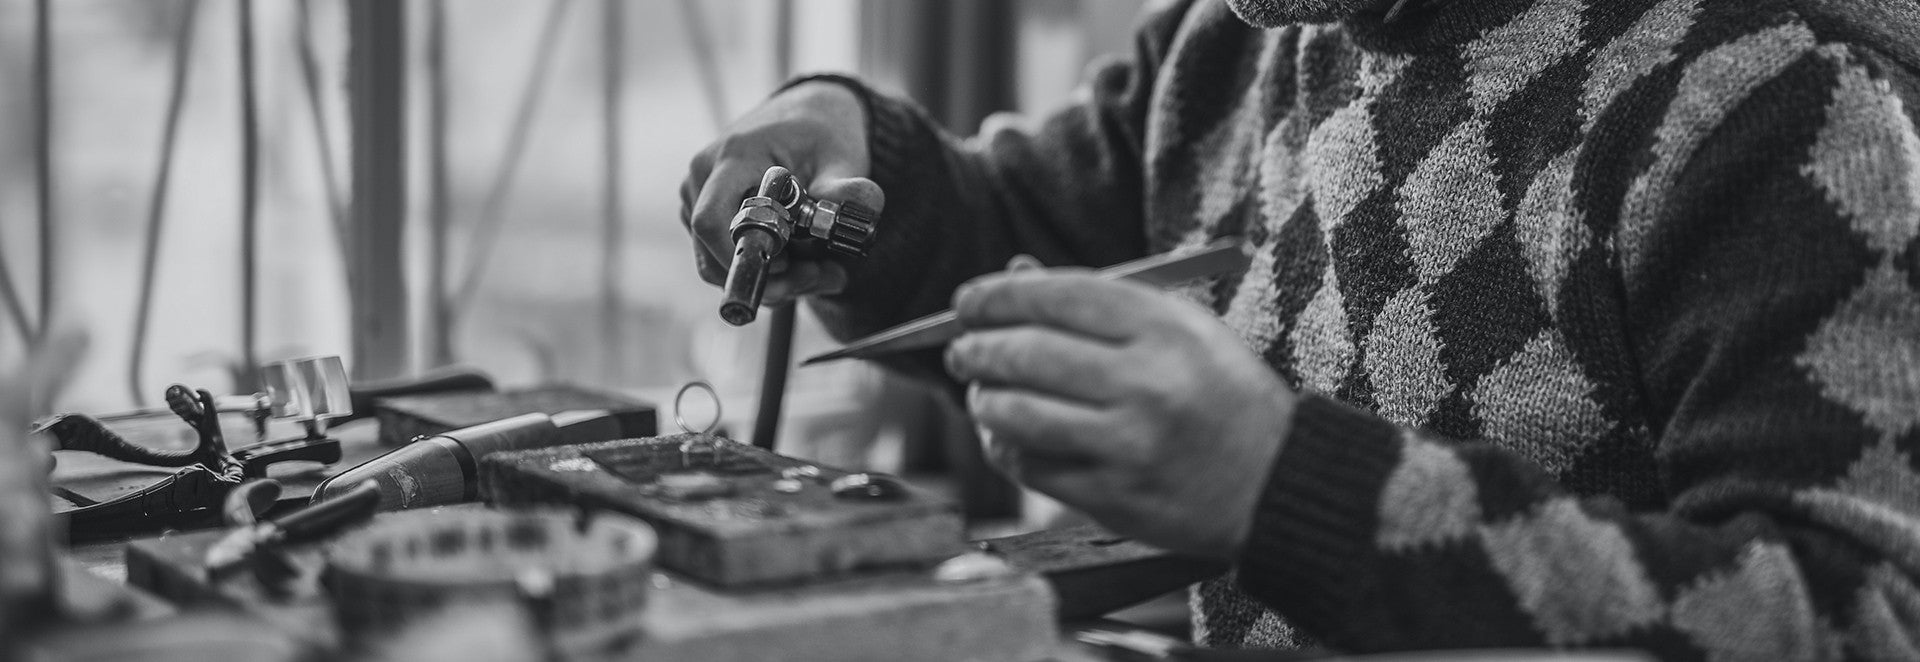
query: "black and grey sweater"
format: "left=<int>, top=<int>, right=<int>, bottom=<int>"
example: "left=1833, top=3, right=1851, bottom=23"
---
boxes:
left=805, top=0, right=1920, bottom=657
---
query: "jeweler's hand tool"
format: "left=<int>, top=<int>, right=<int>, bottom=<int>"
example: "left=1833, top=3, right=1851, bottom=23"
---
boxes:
left=35, top=359, right=493, bottom=540
left=75, top=363, right=493, bottom=450
left=800, top=238, right=1254, bottom=366
left=205, top=479, right=381, bottom=583
left=309, top=408, right=654, bottom=511
left=720, top=165, right=879, bottom=326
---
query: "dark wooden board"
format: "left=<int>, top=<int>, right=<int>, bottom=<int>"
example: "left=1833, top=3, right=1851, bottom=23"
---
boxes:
left=979, top=524, right=1228, bottom=621
left=373, top=384, right=656, bottom=447
left=480, top=434, right=966, bottom=587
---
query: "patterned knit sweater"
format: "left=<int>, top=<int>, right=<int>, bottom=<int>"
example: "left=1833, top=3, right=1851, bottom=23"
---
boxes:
left=804, top=0, right=1920, bottom=657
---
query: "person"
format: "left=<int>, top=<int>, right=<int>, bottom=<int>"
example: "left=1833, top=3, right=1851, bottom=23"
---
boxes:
left=680, top=0, right=1920, bottom=656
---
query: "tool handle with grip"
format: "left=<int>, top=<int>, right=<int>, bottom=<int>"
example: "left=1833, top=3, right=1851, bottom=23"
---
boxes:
left=720, top=231, right=778, bottom=326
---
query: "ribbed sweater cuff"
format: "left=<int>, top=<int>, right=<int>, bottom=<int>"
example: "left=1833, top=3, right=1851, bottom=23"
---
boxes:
left=775, top=73, right=929, bottom=212
left=1236, top=394, right=1403, bottom=627
left=772, top=74, right=958, bottom=373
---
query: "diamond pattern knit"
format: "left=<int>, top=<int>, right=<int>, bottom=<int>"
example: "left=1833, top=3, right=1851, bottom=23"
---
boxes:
left=800, top=0, right=1920, bottom=657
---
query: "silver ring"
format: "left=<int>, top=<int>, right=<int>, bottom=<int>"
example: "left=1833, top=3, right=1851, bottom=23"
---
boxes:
left=673, top=381, right=722, bottom=434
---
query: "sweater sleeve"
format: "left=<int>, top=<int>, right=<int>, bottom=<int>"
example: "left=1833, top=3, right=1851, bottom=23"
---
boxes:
left=797, top=2, right=1194, bottom=379
left=1233, top=40, right=1920, bottom=659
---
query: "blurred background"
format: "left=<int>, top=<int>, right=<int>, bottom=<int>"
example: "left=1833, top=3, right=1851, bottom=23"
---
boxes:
left=0, top=0, right=1143, bottom=478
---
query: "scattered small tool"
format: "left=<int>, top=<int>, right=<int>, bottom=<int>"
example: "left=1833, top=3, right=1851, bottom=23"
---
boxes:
left=33, top=357, right=494, bottom=540
left=39, top=384, right=261, bottom=537
left=81, top=360, right=493, bottom=449
left=205, top=479, right=382, bottom=594
left=801, top=238, right=1254, bottom=366
left=310, top=408, right=654, bottom=511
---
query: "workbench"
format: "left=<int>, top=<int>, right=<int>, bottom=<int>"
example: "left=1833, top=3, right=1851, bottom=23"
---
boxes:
left=39, top=417, right=1229, bottom=661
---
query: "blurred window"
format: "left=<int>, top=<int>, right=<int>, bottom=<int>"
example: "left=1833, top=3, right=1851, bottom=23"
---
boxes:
left=3, top=0, right=1139, bottom=455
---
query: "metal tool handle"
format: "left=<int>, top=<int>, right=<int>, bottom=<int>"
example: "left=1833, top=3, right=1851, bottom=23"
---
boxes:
left=230, top=435, right=342, bottom=478
left=275, top=480, right=380, bottom=543
left=720, top=229, right=779, bottom=326
left=719, top=165, right=881, bottom=326
left=221, top=479, right=283, bottom=528
left=801, top=239, right=1253, bottom=365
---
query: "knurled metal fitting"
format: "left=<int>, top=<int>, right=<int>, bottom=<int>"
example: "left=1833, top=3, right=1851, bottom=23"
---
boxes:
left=730, top=195, right=792, bottom=252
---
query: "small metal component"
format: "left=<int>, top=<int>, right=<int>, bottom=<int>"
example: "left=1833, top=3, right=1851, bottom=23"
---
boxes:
left=678, top=436, right=718, bottom=468
left=828, top=473, right=907, bottom=501
left=261, top=356, right=352, bottom=438
left=655, top=472, right=733, bottom=500
left=548, top=457, right=600, bottom=473
left=795, top=197, right=878, bottom=257
left=932, top=552, right=1014, bottom=583
left=672, top=381, right=722, bottom=434
left=1073, top=628, right=1193, bottom=659
left=779, top=465, right=821, bottom=481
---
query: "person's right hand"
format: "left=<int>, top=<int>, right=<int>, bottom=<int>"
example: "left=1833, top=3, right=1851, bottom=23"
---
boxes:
left=679, top=80, right=884, bottom=307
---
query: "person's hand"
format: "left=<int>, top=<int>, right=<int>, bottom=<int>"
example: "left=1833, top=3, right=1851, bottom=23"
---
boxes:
left=679, top=81, right=884, bottom=305
left=945, top=265, right=1297, bottom=559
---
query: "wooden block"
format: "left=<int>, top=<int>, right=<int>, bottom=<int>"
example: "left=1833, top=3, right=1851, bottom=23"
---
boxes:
left=56, top=556, right=175, bottom=621
left=479, top=434, right=966, bottom=587
left=979, top=524, right=1228, bottom=622
left=637, top=566, right=1056, bottom=662
left=373, top=384, right=656, bottom=447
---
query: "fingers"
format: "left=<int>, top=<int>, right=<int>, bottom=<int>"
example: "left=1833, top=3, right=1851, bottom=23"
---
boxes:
left=690, top=157, right=766, bottom=271
left=954, top=273, right=1166, bottom=342
left=967, top=385, right=1112, bottom=461
left=761, top=261, right=848, bottom=305
left=1017, top=469, right=1108, bottom=517
left=947, top=327, right=1126, bottom=403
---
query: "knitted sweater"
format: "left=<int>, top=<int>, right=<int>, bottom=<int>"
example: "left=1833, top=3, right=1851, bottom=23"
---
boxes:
left=805, top=0, right=1920, bottom=657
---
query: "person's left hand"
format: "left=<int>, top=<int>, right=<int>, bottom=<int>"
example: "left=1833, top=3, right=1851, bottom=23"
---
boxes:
left=945, top=265, right=1298, bottom=560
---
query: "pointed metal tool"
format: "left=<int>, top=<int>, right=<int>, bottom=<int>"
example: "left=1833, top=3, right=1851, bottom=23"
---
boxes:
left=801, top=238, right=1254, bottom=366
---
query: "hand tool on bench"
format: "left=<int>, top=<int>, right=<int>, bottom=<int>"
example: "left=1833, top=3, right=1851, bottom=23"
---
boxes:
left=801, top=238, right=1254, bottom=366
left=34, top=357, right=493, bottom=540
left=205, top=479, right=381, bottom=595
left=63, top=361, right=492, bottom=452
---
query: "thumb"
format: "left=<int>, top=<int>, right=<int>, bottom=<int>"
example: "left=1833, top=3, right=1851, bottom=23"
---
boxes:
left=806, top=176, right=884, bottom=218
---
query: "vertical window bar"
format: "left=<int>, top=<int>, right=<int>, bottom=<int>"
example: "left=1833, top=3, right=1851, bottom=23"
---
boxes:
left=673, top=0, right=729, bottom=129
left=33, top=0, right=53, bottom=341
left=128, top=0, right=204, bottom=405
left=295, top=0, right=349, bottom=257
left=749, top=0, right=798, bottom=451
left=0, top=247, right=28, bottom=345
left=237, top=0, right=261, bottom=389
left=450, top=0, right=573, bottom=317
left=598, top=0, right=626, bottom=384
left=348, top=0, right=410, bottom=380
left=426, top=0, right=452, bottom=366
